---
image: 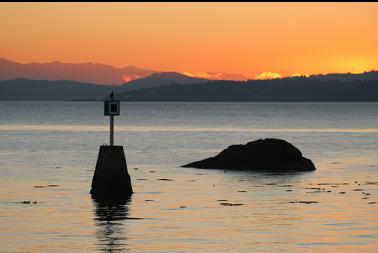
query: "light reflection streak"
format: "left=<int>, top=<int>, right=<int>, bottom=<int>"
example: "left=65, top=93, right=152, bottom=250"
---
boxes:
left=92, top=198, right=131, bottom=253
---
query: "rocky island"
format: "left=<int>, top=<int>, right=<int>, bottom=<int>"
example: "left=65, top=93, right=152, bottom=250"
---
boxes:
left=183, top=138, right=316, bottom=172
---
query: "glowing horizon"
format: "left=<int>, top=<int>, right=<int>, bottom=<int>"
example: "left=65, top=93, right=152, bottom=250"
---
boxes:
left=1, top=2, right=377, bottom=80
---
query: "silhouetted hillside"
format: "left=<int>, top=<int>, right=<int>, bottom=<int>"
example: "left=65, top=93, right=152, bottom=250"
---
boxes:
left=116, top=72, right=209, bottom=92
left=1, top=72, right=378, bottom=101
left=0, top=79, right=112, bottom=100
left=308, top=71, right=378, bottom=82
left=116, top=78, right=378, bottom=102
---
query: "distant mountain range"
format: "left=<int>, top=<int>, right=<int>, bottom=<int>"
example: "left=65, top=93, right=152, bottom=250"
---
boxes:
left=1, top=56, right=377, bottom=101
left=117, top=72, right=208, bottom=92
left=0, top=58, right=246, bottom=85
left=1, top=71, right=377, bottom=101
left=0, top=58, right=156, bottom=85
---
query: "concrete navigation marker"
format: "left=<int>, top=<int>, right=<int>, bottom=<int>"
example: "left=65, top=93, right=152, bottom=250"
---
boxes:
left=90, top=91, right=133, bottom=201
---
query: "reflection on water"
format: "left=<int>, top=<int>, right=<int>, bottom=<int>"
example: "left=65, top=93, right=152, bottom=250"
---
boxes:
left=93, top=198, right=131, bottom=252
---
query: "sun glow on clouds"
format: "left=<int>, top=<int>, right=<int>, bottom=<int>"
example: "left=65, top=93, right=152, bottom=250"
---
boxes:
left=255, top=72, right=311, bottom=80
left=122, top=74, right=142, bottom=83
left=183, top=72, right=246, bottom=81
left=255, top=72, right=281, bottom=80
left=183, top=72, right=223, bottom=79
left=291, top=73, right=310, bottom=78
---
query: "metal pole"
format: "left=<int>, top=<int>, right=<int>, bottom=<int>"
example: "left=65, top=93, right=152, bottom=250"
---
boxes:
left=110, top=115, right=114, bottom=146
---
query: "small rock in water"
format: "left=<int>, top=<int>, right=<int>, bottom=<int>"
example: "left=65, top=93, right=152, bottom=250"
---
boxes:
left=134, top=168, right=139, bottom=170
left=339, top=192, right=346, bottom=194
left=289, top=201, right=318, bottom=204
left=352, top=189, right=363, bottom=191
left=157, top=178, right=173, bottom=181
left=286, top=190, right=292, bottom=192
left=34, top=186, right=45, bottom=188
left=306, top=190, right=324, bottom=194
left=220, top=203, right=244, bottom=206
left=298, top=201, right=318, bottom=204
left=137, top=178, right=148, bottom=181
left=149, top=170, right=156, bottom=173
left=238, top=190, right=247, bottom=192
left=47, top=184, right=59, bottom=187
left=365, top=181, right=378, bottom=185
left=362, top=197, right=369, bottom=200
left=21, top=201, right=37, bottom=204
left=368, top=202, right=377, bottom=204
left=145, top=200, right=154, bottom=202
left=180, top=206, right=187, bottom=208
left=217, top=199, right=228, bottom=202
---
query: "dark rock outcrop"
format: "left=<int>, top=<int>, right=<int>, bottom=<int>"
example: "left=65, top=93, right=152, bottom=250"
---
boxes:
left=182, top=139, right=316, bottom=172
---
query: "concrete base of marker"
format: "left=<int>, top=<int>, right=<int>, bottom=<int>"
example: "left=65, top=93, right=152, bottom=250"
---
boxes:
left=90, top=146, right=133, bottom=200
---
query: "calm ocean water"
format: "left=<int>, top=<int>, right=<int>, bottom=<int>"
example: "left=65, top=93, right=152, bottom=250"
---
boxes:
left=0, top=102, right=377, bottom=252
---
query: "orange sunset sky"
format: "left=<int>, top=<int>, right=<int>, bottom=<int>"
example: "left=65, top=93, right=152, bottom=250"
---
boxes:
left=1, top=2, right=378, bottom=79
